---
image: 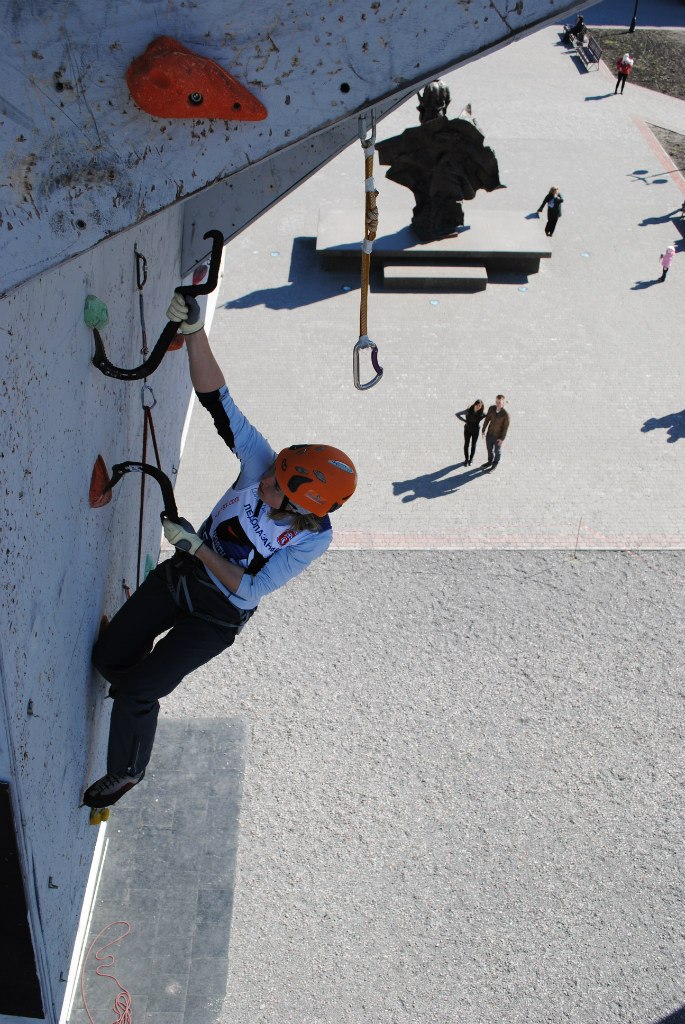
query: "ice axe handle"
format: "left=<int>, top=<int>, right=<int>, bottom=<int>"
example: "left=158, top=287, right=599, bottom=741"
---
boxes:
left=105, top=462, right=179, bottom=521
left=90, top=230, right=224, bottom=381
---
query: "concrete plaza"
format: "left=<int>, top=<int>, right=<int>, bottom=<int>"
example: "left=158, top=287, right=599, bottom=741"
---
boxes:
left=177, top=22, right=685, bottom=551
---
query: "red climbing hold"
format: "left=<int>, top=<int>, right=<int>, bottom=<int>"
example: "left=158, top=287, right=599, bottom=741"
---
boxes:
left=126, top=36, right=268, bottom=120
left=89, top=456, right=112, bottom=508
left=193, top=263, right=209, bottom=286
left=168, top=334, right=186, bottom=351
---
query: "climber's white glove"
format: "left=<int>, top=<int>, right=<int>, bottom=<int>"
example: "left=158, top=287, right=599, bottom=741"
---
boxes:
left=166, top=292, right=204, bottom=335
left=162, top=516, right=203, bottom=555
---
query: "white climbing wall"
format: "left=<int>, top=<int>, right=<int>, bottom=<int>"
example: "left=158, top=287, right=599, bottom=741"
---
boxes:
left=1, top=0, right=585, bottom=295
left=0, top=202, right=194, bottom=1021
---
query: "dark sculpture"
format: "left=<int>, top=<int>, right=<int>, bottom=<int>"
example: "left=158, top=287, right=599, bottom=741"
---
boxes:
left=377, top=81, right=503, bottom=242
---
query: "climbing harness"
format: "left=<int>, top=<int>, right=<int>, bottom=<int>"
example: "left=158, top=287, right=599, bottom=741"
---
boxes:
left=90, top=229, right=224, bottom=381
left=163, top=554, right=254, bottom=632
left=354, top=111, right=383, bottom=392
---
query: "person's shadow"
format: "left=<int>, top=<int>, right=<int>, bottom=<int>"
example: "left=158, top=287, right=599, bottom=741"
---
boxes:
left=631, top=278, right=662, bottom=290
left=642, top=411, right=685, bottom=443
left=393, top=462, right=487, bottom=501
left=585, top=93, right=614, bottom=101
left=639, top=211, right=682, bottom=227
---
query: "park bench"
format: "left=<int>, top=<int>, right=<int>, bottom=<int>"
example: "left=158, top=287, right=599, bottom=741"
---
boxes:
left=565, top=28, right=602, bottom=70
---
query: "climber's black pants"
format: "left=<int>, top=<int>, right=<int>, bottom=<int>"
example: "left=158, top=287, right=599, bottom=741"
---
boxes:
left=92, top=554, right=251, bottom=775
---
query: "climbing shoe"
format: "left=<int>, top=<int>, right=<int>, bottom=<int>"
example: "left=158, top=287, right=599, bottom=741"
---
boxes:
left=83, top=768, right=145, bottom=808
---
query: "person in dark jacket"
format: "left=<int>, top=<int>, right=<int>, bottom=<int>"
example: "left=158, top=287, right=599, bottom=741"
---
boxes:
left=537, top=187, right=563, bottom=237
left=456, top=400, right=485, bottom=466
left=481, top=395, right=510, bottom=470
left=563, top=15, right=585, bottom=44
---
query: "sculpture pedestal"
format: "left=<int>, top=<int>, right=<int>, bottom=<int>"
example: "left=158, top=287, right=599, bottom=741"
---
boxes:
left=316, top=207, right=552, bottom=280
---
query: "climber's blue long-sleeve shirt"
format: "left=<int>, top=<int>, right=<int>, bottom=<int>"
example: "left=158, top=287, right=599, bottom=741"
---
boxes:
left=195, top=385, right=331, bottom=611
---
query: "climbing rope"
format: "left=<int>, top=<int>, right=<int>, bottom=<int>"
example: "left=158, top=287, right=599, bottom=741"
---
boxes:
left=137, top=384, right=163, bottom=588
left=80, top=921, right=133, bottom=1024
left=354, top=111, right=383, bottom=391
left=132, top=249, right=164, bottom=589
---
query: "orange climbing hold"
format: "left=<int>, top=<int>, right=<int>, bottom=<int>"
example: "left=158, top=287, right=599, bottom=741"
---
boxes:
left=126, top=36, right=268, bottom=120
left=89, top=456, right=112, bottom=508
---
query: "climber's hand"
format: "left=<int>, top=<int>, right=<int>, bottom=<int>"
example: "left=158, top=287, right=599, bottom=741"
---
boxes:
left=166, top=292, right=204, bottom=335
left=162, top=516, right=203, bottom=555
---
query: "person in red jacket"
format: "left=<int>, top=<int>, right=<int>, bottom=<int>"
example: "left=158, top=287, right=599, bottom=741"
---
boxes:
left=615, top=53, right=634, bottom=94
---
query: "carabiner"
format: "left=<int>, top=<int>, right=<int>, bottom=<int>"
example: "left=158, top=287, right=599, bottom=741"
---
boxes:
left=353, top=335, right=383, bottom=391
left=134, top=246, right=148, bottom=291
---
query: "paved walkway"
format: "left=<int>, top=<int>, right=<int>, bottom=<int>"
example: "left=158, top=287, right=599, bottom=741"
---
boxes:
left=177, top=24, right=685, bottom=551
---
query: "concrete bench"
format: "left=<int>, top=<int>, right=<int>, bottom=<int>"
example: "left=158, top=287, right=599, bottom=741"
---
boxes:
left=383, top=263, right=488, bottom=291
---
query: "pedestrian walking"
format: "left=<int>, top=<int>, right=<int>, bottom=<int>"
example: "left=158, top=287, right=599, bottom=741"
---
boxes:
left=83, top=291, right=358, bottom=811
left=659, top=245, right=675, bottom=282
left=537, top=187, right=563, bottom=237
left=481, top=395, right=510, bottom=470
left=614, top=53, right=634, bottom=94
left=456, top=399, right=485, bottom=465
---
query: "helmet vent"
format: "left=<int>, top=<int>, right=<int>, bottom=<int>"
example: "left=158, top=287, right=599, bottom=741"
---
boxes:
left=287, top=474, right=313, bottom=493
left=329, top=459, right=354, bottom=474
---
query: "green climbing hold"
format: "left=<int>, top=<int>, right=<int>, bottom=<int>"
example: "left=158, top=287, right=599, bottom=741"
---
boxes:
left=84, top=295, right=109, bottom=330
left=144, top=554, right=156, bottom=580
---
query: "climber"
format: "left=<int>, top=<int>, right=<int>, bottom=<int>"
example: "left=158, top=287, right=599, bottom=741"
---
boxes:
left=83, top=292, right=357, bottom=809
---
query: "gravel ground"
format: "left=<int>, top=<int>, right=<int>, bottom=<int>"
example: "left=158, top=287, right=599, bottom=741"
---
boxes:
left=164, top=548, right=685, bottom=1024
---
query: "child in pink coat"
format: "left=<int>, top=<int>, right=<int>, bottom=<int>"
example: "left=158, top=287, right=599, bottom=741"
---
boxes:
left=659, top=246, right=675, bottom=282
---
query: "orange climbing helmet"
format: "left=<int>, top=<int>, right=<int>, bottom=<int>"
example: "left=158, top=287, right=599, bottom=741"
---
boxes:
left=275, top=444, right=357, bottom=516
